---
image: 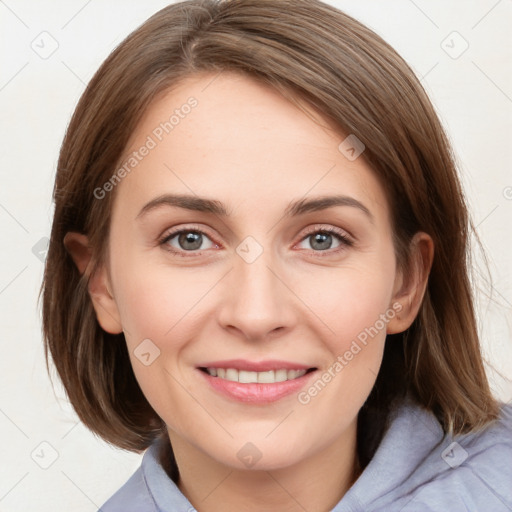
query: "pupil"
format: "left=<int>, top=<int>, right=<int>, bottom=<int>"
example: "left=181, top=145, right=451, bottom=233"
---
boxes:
left=311, top=233, right=332, bottom=251
left=179, top=232, right=202, bottom=250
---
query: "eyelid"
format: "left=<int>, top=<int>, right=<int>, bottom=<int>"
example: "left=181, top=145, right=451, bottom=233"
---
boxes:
left=298, top=224, right=352, bottom=241
left=303, top=224, right=352, bottom=239
left=158, top=224, right=220, bottom=253
left=294, top=224, right=354, bottom=254
left=159, top=223, right=354, bottom=256
left=160, top=223, right=215, bottom=241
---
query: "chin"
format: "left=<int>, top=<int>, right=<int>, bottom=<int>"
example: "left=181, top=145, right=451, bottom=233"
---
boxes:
left=217, top=437, right=310, bottom=472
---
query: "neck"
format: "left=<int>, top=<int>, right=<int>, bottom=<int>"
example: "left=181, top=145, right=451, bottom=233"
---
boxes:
left=166, top=420, right=360, bottom=512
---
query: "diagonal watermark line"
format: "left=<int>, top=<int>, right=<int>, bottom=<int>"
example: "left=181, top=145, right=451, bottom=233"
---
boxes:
left=368, top=367, right=378, bottom=378
left=472, top=0, right=502, bottom=30
left=199, top=469, right=233, bottom=503
left=483, top=357, right=512, bottom=395
left=0, top=407, right=29, bottom=438
left=0, top=0, right=29, bottom=28
left=419, top=61, right=439, bottom=82
left=164, top=164, right=192, bottom=189
left=61, top=421, right=80, bottom=439
left=164, top=267, right=233, bottom=336
left=266, top=164, right=337, bottom=234
left=61, top=0, right=93, bottom=29
left=201, top=69, right=224, bottom=93
left=476, top=204, right=499, bottom=228
left=0, top=61, right=29, bottom=91
left=265, top=265, right=336, bottom=334
left=265, top=410, right=294, bottom=438
left=265, top=471, right=309, bottom=511
left=0, top=202, right=29, bottom=232
left=469, top=470, right=512, bottom=511
left=472, top=61, right=512, bottom=104
left=407, top=0, right=439, bottom=29
left=409, top=407, right=442, bottom=438
left=61, top=471, right=101, bottom=509
left=0, top=266, right=28, bottom=296
left=0, top=472, right=29, bottom=502
left=61, top=60, right=86, bottom=86
left=490, top=286, right=512, bottom=308
left=474, top=267, right=512, bottom=308
left=163, top=367, right=234, bottom=438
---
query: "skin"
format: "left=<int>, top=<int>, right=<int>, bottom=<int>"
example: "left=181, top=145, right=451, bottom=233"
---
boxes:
left=65, top=71, right=433, bottom=512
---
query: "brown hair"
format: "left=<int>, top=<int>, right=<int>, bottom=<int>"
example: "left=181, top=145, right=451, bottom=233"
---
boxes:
left=41, top=0, right=500, bottom=473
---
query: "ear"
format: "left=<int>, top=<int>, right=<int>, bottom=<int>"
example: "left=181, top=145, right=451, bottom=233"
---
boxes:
left=386, top=232, right=434, bottom=334
left=63, top=232, right=123, bottom=335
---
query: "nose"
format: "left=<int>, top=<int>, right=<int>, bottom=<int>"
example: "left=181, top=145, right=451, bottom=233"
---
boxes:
left=217, top=248, right=298, bottom=341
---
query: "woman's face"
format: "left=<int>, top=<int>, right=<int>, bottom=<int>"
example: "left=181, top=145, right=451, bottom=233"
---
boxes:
left=97, top=71, right=410, bottom=471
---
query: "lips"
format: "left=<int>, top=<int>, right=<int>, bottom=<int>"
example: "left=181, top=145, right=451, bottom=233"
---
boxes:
left=196, top=359, right=318, bottom=403
left=200, top=367, right=313, bottom=384
left=197, top=359, right=315, bottom=372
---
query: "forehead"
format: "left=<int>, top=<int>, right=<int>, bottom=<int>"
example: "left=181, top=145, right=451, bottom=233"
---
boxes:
left=112, top=71, right=389, bottom=222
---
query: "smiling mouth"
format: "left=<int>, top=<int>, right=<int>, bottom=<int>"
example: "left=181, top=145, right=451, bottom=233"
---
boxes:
left=199, top=367, right=317, bottom=384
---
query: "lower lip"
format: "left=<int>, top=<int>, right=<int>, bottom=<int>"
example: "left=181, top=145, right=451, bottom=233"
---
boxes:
left=197, top=368, right=317, bottom=404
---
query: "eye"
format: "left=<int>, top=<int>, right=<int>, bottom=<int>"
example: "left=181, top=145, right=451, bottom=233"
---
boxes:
left=296, top=226, right=353, bottom=254
left=160, top=227, right=217, bottom=255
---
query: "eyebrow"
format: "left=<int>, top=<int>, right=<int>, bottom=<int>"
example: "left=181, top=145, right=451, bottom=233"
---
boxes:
left=136, top=193, right=374, bottom=223
left=285, top=195, right=374, bottom=223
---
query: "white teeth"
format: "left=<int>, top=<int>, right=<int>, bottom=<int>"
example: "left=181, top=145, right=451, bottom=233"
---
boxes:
left=287, top=369, right=301, bottom=380
left=257, top=370, right=275, bottom=383
left=205, top=367, right=308, bottom=383
left=275, top=369, right=288, bottom=382
left=239, top=371, right=257, bottom=383
left=225, top=368, right=238, bottom=381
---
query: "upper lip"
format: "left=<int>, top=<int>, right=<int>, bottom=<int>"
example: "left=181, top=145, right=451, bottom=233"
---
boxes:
left=197, top=359, right=316, bottom=372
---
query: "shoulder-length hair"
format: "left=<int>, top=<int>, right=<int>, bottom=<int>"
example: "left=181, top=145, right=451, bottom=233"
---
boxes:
left=41, top=0, right=500, bottom=470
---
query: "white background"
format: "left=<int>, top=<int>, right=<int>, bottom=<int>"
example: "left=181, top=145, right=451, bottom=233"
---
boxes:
left=0, top=0, right=511, bottom=510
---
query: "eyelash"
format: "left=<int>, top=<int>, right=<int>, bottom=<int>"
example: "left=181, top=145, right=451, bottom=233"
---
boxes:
left=158, top=224, right=353, bottom=258
left=297, top=226, right=353, bottom=257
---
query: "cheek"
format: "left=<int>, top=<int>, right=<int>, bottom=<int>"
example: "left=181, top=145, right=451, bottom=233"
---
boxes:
left=298, top=263, right=396, bottom=348
left=294, top=269, right=395, bottom=425
left=111, top=261, right=210, bottom=426
left=336, top=278, right=393, bottom=342
left=113, top=255, right=220, bottom=345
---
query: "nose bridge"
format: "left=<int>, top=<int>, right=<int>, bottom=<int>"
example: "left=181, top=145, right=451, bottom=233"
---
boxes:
left=217, top=240, right=294, bottom=339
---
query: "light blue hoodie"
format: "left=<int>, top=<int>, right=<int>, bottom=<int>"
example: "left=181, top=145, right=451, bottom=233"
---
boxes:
left=99, top=395, right=512, bottom=511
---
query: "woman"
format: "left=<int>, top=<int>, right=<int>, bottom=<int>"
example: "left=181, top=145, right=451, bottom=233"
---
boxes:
left=41, top=0, right=512, bottom=510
